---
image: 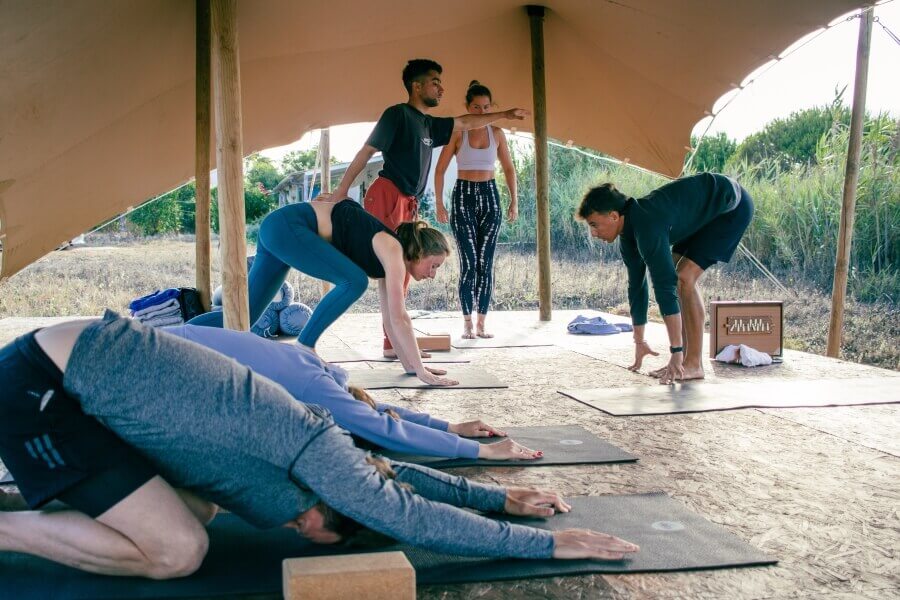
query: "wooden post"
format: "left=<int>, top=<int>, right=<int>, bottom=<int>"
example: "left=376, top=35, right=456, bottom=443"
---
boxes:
left=527, top=5, right=552, bottom=321
left=194, top=0, right=212, bottom=311
left=211, top=0, right=250, bottom=330
left=320, top=129, right=332, bottom=297
left=826, top=9, right=872, bottom=358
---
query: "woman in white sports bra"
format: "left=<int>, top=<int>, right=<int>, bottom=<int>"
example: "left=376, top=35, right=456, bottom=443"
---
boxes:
left=434, top=81, right=518, bottom=339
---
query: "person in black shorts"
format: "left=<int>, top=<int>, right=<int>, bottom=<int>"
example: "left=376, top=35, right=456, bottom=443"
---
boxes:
left=0, top=328, right=213, bottom=578
left=575, top=173, right=754, bottom=384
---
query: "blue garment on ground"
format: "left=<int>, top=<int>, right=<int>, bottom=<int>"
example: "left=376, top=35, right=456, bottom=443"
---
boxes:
left=567, top=315, right=633, bottom=335
left=278, top=302, right=312, bottom=336
left=128, top=288, right=180, bottom=313
left=250, top=305, right=280, bottom=338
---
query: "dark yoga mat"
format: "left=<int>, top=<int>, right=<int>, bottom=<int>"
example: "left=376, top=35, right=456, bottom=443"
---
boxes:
left=0, top=494, right=775, bottom=598
left=560, top=376, right=900, bottom=416
left=381, top=425, right=637, bottom=468
left=349, top=366, right=506, bottom=389
left=323, top=347, right=472, bottom=364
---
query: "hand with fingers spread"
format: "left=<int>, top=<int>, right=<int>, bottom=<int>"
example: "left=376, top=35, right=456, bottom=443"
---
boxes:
left=659, top=352, right=684, bottom=385
left=449, top=420, right=506, bottom=438
left=504, top=488, right=571, bottom=517
left=552, top=529, right=640, bottom=560
left=416, top=367, right=458, bottom=387
left=478, top=437, right=543, bottom=461
left=312, top=192, right=344, bottom=203
left=628, top=339, right=659, bottom=372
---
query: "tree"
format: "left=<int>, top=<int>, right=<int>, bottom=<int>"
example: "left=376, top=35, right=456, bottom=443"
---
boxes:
left=685, top=132, right=737, bottom=173
left=245, top=154, right=281, bottom=191
left=209, top=181, right=277, bottom=233
left=733, top=95, right=851, bottom=169
left=280, top=148, right=320, bottom=175
left=128, top=192, right=182, bottom=235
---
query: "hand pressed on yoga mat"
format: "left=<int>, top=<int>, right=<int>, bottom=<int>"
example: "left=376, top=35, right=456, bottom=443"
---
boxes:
left=448, top=420, right=506, bottom=438
left=416, top=365, right=458, bottom=387
left=478, top=437, right=543, bottom=461
left=552, top=530, right=640, bottom=561
left=504, top=488, right=570, bottom=517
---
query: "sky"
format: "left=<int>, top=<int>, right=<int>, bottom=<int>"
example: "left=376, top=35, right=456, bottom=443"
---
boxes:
left=260, top=1, right=898, bottom=169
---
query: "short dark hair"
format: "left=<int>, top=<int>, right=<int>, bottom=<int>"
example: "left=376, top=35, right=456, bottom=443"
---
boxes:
left=402, top=59, right=442, bottom=94
left=465, top=80, right=492, bottom=104
left=576, top=183, right=629, bottom=220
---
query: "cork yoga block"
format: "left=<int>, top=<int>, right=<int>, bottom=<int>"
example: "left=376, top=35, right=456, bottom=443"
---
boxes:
left=416, top=334, right=451, bottom=351
left=282, top=551, right=415, bottom=600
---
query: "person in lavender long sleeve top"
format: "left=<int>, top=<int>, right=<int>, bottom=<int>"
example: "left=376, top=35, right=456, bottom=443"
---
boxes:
left=164, top=325, right=540, bottom=462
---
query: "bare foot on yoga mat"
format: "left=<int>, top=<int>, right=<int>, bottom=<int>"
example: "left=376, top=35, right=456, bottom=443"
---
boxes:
left=476, top=327, right=494, bottom=339
left=462, top=321, right=476, bottom=340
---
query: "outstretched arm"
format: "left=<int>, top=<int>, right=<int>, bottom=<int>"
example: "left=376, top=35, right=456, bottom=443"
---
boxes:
left=453, top=108, right=529, bottom=132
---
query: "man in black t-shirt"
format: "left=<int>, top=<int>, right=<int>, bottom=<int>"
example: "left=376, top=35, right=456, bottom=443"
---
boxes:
left=330, top=58, right=528, bottom=354
left=332, top=58, right=527, bottom=231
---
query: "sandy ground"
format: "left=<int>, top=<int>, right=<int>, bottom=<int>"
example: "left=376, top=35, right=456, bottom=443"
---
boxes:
left=0, top=310, right=897, bottom=599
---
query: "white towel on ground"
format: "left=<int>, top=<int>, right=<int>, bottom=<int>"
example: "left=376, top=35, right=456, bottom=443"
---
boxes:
left=714, top=344, right=773, bottom=367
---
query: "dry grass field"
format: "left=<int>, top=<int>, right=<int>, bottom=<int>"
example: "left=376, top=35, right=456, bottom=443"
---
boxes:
left=1, top=235, right=897, bottom=370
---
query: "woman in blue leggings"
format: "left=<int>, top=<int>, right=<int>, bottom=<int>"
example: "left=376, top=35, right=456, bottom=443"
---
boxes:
left=434, top=81, right=518, bottom=339
left=189, top=198, right=457, bottom=386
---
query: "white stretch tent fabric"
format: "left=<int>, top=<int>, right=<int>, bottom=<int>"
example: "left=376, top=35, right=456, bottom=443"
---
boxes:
left=0, top=0, right=866, bottom=279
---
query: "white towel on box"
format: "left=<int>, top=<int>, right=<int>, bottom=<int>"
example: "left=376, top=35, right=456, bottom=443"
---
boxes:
left=714, top=344, right=773, bottom=367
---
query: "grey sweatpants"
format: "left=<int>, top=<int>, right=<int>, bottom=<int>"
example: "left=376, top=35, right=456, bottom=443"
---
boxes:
left=63, top=312, right=554, bottom=558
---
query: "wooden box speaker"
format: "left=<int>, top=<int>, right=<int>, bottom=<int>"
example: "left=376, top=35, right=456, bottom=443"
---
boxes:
left=709, top=300, right=783, bottom=358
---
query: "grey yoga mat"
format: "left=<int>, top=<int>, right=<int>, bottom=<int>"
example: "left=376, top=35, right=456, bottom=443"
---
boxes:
left=348, top=367, right=507, bottom=389
left=560, top=376, right=900, bottom=416
left=381, top=425, right=637, bottom=468
left=0, top=493, right=775, bottom=598
left=322, top=347, right=472, bottom=364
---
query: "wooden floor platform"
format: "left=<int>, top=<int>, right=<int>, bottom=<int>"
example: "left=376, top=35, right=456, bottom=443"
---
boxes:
left=1, top=310, right=897, bottom=599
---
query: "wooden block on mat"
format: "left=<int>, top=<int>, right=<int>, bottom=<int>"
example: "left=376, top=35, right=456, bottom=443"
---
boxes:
left=283, top=551, right=415, bottom=599
left=416, top=334, right=451, bottom=351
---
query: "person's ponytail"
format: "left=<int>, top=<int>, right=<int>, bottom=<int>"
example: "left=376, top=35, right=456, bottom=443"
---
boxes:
left=396, top=220, right=450, bottom=262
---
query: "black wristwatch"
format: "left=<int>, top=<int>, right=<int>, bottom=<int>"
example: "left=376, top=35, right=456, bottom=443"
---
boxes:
left=669, top=346, right=684, bottom=354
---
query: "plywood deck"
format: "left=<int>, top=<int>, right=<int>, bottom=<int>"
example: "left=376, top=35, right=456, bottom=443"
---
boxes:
left=1, top=310, right=898, bottom=599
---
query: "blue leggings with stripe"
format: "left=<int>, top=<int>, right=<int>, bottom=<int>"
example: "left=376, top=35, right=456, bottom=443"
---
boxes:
left=188, top=203, right=368, bottom=347
left=450, top=180, right=502, bottom=316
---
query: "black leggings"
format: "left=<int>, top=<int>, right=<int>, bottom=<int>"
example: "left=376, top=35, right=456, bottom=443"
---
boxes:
left=450, top=180, right=502, bottom=316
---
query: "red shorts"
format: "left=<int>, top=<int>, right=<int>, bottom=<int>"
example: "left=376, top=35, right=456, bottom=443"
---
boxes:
left=364, top=177, right=418, bottom=232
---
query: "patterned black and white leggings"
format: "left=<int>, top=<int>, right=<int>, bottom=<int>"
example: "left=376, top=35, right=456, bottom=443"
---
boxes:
left=450, top=179, right=502, bottom=316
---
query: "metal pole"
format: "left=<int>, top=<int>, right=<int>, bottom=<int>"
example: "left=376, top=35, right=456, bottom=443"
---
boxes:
left=826, top=9, right=872, bottom=357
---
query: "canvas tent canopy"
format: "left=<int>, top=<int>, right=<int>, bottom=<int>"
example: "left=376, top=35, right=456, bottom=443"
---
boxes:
left=0, top=0, right=868, bottom=280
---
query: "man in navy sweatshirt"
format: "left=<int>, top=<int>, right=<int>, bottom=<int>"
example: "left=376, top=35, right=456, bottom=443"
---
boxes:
left=576, top=173, right=754, bottom=384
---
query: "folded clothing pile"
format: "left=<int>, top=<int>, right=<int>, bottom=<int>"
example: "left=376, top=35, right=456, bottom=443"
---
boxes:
left=714, top=344, right=773, bottom=367
left=210, top=255, right=313, bottom=338
left=129, top=288, right=204, bottom=327
left=567, top=314, right=633, bottom=335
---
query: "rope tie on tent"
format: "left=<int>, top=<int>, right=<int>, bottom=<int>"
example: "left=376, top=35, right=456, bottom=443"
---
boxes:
left=873, top=16, right=900, bottom=46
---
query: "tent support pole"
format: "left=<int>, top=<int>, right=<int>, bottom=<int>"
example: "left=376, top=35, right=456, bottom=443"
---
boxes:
left=211, top=0, right=249, bottom=330
left=826, top=9, right=872, bottom=357
left=195, top=0, right=212, bottom=311
left=528, top=5, right=552, bottom=321
left=320, top=128, right=332, bottom=297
